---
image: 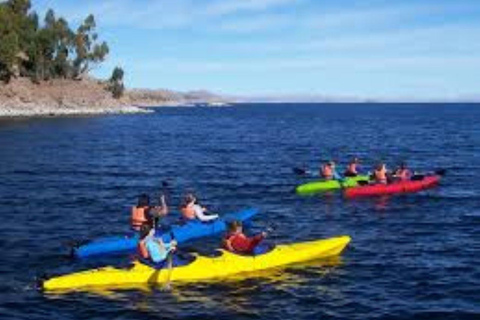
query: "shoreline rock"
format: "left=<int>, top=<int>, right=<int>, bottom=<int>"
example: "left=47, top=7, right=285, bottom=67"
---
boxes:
left=0, top=77, right=229, bottom=118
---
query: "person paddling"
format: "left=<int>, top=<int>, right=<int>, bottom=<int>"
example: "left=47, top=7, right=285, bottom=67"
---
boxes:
left=150, top=193, right=169, bottom=228
left=131, top=194, right=152, bottom=231
left=394, top=163, right=412, bottom=181
left=344, top=157, right=360, bottom=177
left=373, top=163, right=388, bottom=184
left=131, top=193, right=169, bottom=231
left=320, top=161, right=342, bottom=180
left=180, top=193, right=218, bottom=222
left=223, top=221, right=266, bottom=255
left=137, top=224, right=177, bottom=263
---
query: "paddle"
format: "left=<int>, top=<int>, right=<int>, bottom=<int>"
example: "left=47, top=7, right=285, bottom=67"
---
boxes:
left=411, top=168, right=447, bottom=181
left=293, top=167, right=308, bottom=175
left=163, top=232, right=176, bottom=291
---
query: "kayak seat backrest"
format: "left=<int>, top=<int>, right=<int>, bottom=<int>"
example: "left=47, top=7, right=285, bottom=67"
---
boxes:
left=252, top=243, right=275, bottom=256
left=229, top=243, right=275, bottom=257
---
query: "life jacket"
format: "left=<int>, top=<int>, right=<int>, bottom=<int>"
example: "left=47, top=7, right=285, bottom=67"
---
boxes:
left=224, top=232, right=264, bottom=254
left=346, top=163, right=358, bottom=175
left=321, top=165, right=333, bottom=179
left=374, top=168, right=387, bottom=183
left=397, top=169, right=411, bottom=181
left=181, top=205, right=196, bottom=220
left=131, top=206, right=150, bottom=230
left=137, top=239, right=149, bottom=259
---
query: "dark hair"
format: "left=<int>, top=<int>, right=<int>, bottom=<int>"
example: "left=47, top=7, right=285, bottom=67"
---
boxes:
left=137, top=194, right=150, bottom=207
left=227, top=220, right=242, bottom=233
left=139, top=224, right=152, bottom=240
left=181, top=193, right=196, bottom=208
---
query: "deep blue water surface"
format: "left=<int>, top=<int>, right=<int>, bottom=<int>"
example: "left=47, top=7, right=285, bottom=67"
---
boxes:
left=0, top=103, right=479, bottom=319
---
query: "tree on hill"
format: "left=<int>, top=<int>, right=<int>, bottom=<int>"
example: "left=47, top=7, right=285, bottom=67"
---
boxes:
left=108, top=66, right=125, bottom=99
left=0, top=0, right=115, bottom=84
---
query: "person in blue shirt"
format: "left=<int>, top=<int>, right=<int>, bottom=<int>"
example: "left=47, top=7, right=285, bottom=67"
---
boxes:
left=137, top=224, right=177, bottom=263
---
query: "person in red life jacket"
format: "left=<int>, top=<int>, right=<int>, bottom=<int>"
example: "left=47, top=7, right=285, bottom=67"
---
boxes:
left=394, top=163, right=412, bottom=181
left=137, top=224, right=177, bottom=263
left=373, top=163, right=388, bottom=184
left=131, top=194, right=152, bottom=231
left=223, top=221, right=266, bottom=255
left=320, top=161, right=342, bottom=180
left=180, top=193, right=218, bottom=222
left=344, top=157, right=360, bottom=177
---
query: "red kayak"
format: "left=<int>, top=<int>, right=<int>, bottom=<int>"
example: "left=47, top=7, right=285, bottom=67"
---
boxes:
left=344, top=175, right=441, bottom=198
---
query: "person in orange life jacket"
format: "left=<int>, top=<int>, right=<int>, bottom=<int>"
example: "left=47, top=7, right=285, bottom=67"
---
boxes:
left=137, top=224, right=177, bottom=263
left=223, top=221, right=266, bottom=254
left=131, top=193, right=169, bottom=231
left=394, top=163, right=412, bottom=181
left=320, top=161, right=342, bottom=180
left=373, top=163, right=388, bottom=184
left=344, top=157, right=360, bottom=177
left=131, top=194, right=152, bottom=231
left=180, top=193, right=218, bottom=222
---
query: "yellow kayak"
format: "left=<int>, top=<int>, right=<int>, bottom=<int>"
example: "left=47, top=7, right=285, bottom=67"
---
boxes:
left=43, top=235, right=351, bottom=291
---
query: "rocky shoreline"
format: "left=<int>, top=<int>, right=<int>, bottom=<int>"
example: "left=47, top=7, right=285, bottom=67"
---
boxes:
left=0, top=77, right=227, bottom=118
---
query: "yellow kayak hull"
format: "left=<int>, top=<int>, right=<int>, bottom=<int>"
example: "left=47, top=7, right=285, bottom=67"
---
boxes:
left=43, top=235, right=351, bottom=291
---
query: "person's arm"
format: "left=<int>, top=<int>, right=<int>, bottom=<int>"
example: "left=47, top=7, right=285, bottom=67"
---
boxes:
left=194, top=205, right=218, bottom=221
left=223, top=237, right=234, bottom=252
left=163, top=240, right=176, bottom=253
left=333, top=169, right=343, bottom=180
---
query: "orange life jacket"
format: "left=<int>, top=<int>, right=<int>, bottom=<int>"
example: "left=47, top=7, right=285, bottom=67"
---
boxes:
left=321, top=165, right=333, bottom=179
left=347, top=163, right=357, bottom=174
left=374, top=168, right=387, bottom=183
left=181, top=205, right=196, bottom=220
left=397, top=169, right=411, bottom=181
left=131, top=206, right=150, bottom=230
left=137, top=240, right=149, bottom=259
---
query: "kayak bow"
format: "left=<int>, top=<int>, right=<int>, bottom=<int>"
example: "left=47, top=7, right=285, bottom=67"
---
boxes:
left=296, top=175, right=370, bottom=195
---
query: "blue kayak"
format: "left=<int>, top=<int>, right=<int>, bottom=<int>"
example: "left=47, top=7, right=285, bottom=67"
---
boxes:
left=72, top=208, right=259, bottom=259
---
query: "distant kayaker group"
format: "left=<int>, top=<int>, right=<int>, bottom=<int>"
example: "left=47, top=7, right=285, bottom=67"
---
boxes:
left=319, top=157, right=412, bottom=184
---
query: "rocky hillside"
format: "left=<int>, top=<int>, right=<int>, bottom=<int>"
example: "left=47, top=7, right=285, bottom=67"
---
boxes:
left=0, top=77, right=228, bottom=117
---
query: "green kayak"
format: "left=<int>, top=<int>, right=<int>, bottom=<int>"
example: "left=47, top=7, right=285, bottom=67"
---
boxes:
left=296, top=175, right=370, bottom=195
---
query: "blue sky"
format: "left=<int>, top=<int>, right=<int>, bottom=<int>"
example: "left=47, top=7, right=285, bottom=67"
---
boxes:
left=32, top=0, right=480, bottom=100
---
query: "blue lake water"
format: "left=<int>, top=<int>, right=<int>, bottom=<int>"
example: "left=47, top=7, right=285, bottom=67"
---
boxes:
left=0, top=103, right=479, bottom=319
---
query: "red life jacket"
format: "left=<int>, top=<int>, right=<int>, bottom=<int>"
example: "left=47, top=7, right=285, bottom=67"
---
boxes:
left=224, top=232, right=264, bottom=254
left=131, top=206, right=150, bottom=230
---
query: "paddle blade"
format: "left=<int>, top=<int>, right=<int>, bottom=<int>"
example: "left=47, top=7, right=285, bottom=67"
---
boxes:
left=434, top=169, right=446, bottom=176
left=293, top=167, right=307, bottom=175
